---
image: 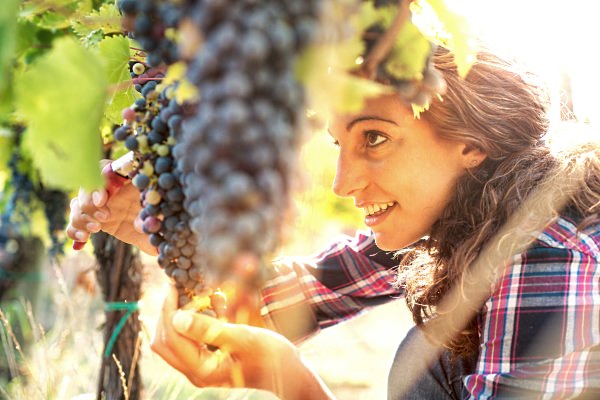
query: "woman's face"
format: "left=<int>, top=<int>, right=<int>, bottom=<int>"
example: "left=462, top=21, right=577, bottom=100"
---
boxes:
left=329, top=94, right=476, bottom=250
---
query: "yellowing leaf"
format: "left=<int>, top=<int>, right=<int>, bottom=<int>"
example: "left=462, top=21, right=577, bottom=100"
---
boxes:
left=15, top=37, right=106, bottom=191
left=421, top=0, right=477, bottom=77
left=162, top=62, right=199, bottom=103
left=306, top=71, right=391, bottom=120
left=174, top=78, right=199, bottom=104
left=71, top=3, right=122, bottom=40
left=296, top=40, right=364, bottom=85
left=163, top=61, right=187, bottom=85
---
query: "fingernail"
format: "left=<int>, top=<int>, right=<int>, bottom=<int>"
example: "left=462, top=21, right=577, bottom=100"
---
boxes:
left=92, top=192, right=102, bottom=206
left=173, top=311, right=193, bottom=332
left=75, top=231, right=86, bottom=241
left=94, top=211, right=108, bottom=221
left=86, top=222, right=101, bottom=232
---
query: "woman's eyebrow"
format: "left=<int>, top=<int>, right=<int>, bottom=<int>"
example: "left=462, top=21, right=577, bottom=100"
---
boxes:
left=346, top=116, right=399, bottom=131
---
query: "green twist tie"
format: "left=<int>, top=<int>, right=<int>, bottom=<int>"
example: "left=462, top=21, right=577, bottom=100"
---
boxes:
left=0, top=269, right=43, bottom=282
left=104, top=301, right=140, bottom=358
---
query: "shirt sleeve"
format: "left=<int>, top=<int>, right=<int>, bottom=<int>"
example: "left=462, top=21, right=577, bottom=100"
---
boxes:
left=464, top=218, right=600, bottom=399
left=259, top=230, right=402, bottom=343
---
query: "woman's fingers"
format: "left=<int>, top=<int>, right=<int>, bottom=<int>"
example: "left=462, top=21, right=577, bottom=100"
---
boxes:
left=76, top=188, right=111, bottom=223
left=133, top=214, right=145, bottom=234
left=172, top=311, right=236, bottom=350
left=151, top=285, right=234, bottom=385
left=66, top=224, right=89, bottom=242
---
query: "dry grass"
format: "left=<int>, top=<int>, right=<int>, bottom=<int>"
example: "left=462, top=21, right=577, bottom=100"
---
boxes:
left=0, top=247, right=411, bottom=400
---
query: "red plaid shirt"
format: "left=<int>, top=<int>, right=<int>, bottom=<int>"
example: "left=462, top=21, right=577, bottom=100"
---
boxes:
left=260, top=214, right=600, bottom=399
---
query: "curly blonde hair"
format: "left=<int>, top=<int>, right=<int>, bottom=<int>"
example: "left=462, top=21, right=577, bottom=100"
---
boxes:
left=398, top=46, right=600, bottom=357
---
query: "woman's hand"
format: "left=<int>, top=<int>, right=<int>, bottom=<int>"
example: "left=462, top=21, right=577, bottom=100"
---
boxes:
left=66, top=161, right=157, bottom=255
left=151, top=284, right=335, bottom=400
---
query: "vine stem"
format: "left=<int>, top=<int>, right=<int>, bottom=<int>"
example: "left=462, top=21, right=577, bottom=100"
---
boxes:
left=360, top=0, right=411, bottom=79
left=96, top=240, right=126, bottom=400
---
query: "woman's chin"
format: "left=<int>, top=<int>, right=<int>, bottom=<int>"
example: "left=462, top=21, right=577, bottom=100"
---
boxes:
left=373, top=231, right=420, bottom=251
left=372, top=232, right=403, bottom=251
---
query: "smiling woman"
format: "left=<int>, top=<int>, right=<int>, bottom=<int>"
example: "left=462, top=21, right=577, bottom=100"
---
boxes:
left=328, top=93, right=484, bottom=251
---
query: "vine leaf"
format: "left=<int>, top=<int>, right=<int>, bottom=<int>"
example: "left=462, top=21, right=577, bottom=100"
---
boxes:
left=385, top=20, right=431, bottom=80
left=297, top=39, right=388, bottom=117
left=98, top=35, right=140, bottom=125
left=0, top=0, right=20, bottom=119
left=15, top=20, right=40, bottom=60
left=20, top=0, right=80, bottom=31
left=15, top=37, right=106, bottom=191
left=72, top=3, right=122, bottom=40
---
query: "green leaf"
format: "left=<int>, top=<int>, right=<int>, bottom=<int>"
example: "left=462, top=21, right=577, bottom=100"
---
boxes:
left=385, top=21, right=431, bottom=80
left=15, top=37, right=106, bottom=191
left=303, top=69, right=391, bottom=119
left=98, top=35, right=130, bottom=84
left=105, top=86, right=140, bottom=124
left=97, top=35, right=141, bottom=124
left=38, top=10, right=72, bottom=30
left=297, top=39, right=390, bottom=119
left=0, top=128, right=15, bottom=174
left=20, top=0, right=80, bottom=30
left=0, top=0, right=20, bottom=112
left=423, top=0, right=477, bottom=78
left=15, top=20, right=40, bottom=60
left=72, top=3, right=122, bottom=40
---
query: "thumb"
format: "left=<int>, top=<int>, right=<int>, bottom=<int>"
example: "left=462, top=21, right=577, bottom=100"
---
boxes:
left=172, top=310, right=240, bottom=351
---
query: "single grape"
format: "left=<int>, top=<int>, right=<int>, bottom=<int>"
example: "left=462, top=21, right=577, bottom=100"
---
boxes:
left=132, top=173, right=150, bottom=190
left=145, top=189, right=162, bottom=206
left=132, top=62, right=146, bottom=76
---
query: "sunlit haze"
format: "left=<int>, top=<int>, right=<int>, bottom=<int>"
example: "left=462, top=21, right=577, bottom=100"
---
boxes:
left=445, top=0, right=600, bottom=124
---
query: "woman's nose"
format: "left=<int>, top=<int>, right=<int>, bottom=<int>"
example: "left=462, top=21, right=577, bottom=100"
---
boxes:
left=332, top=149, right=368, bottom=197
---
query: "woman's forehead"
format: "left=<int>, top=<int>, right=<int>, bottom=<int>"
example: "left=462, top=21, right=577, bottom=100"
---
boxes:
left=329, top=94, right=416, bottom=131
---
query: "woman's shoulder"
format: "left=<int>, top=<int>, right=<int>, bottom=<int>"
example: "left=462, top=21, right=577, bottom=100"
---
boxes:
left=534, top=207, right=600, bottom=258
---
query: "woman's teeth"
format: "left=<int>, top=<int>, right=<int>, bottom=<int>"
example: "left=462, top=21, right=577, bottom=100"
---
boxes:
left=363, top=201, right=395, bottom=216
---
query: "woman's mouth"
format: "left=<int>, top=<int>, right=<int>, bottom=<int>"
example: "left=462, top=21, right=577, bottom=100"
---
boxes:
left=363, top=201, right=396, bottom=227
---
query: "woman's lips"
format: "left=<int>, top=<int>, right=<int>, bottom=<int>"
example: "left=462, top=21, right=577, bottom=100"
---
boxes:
left=364, top=202, right=396, bottom=227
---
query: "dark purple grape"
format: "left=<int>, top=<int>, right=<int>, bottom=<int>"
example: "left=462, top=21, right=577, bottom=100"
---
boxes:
left=132, top=173, right=150, bottom=190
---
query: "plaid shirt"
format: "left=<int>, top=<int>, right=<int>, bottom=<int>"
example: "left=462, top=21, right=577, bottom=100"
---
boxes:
left=260, top=231, right=401, bottom=342
left=465, top=214, right=600, bottom=399
left=260, top=215, right=600, bottom=399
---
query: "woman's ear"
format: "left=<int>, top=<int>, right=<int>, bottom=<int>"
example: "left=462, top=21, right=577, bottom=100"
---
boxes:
left=461, top=144, right=487, bottom=168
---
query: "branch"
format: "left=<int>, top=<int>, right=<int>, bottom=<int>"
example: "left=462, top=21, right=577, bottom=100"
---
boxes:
left=360, top=0, right=412, bottom=79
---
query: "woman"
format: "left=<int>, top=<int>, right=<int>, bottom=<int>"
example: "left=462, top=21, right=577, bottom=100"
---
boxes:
left=67, top=45, right=600, bottom=399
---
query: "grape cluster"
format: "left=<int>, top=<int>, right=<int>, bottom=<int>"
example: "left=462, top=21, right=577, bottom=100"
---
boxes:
left=113, top=1, right=322, bottom=305
left=174, top=0, right=322, bottom=288
left=117, top=0, right=182, bottom=67
left=0, top=128, right=69, bottom=258
left=1, top=144, right=36, bottom=237
left=113, top=61, right=207, bottom=306
left=39, top=189, right=70, bottom=257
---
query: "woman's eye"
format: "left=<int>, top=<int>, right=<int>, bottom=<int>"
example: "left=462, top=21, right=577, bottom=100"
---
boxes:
left=365, top=131, right=387, bottom=147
